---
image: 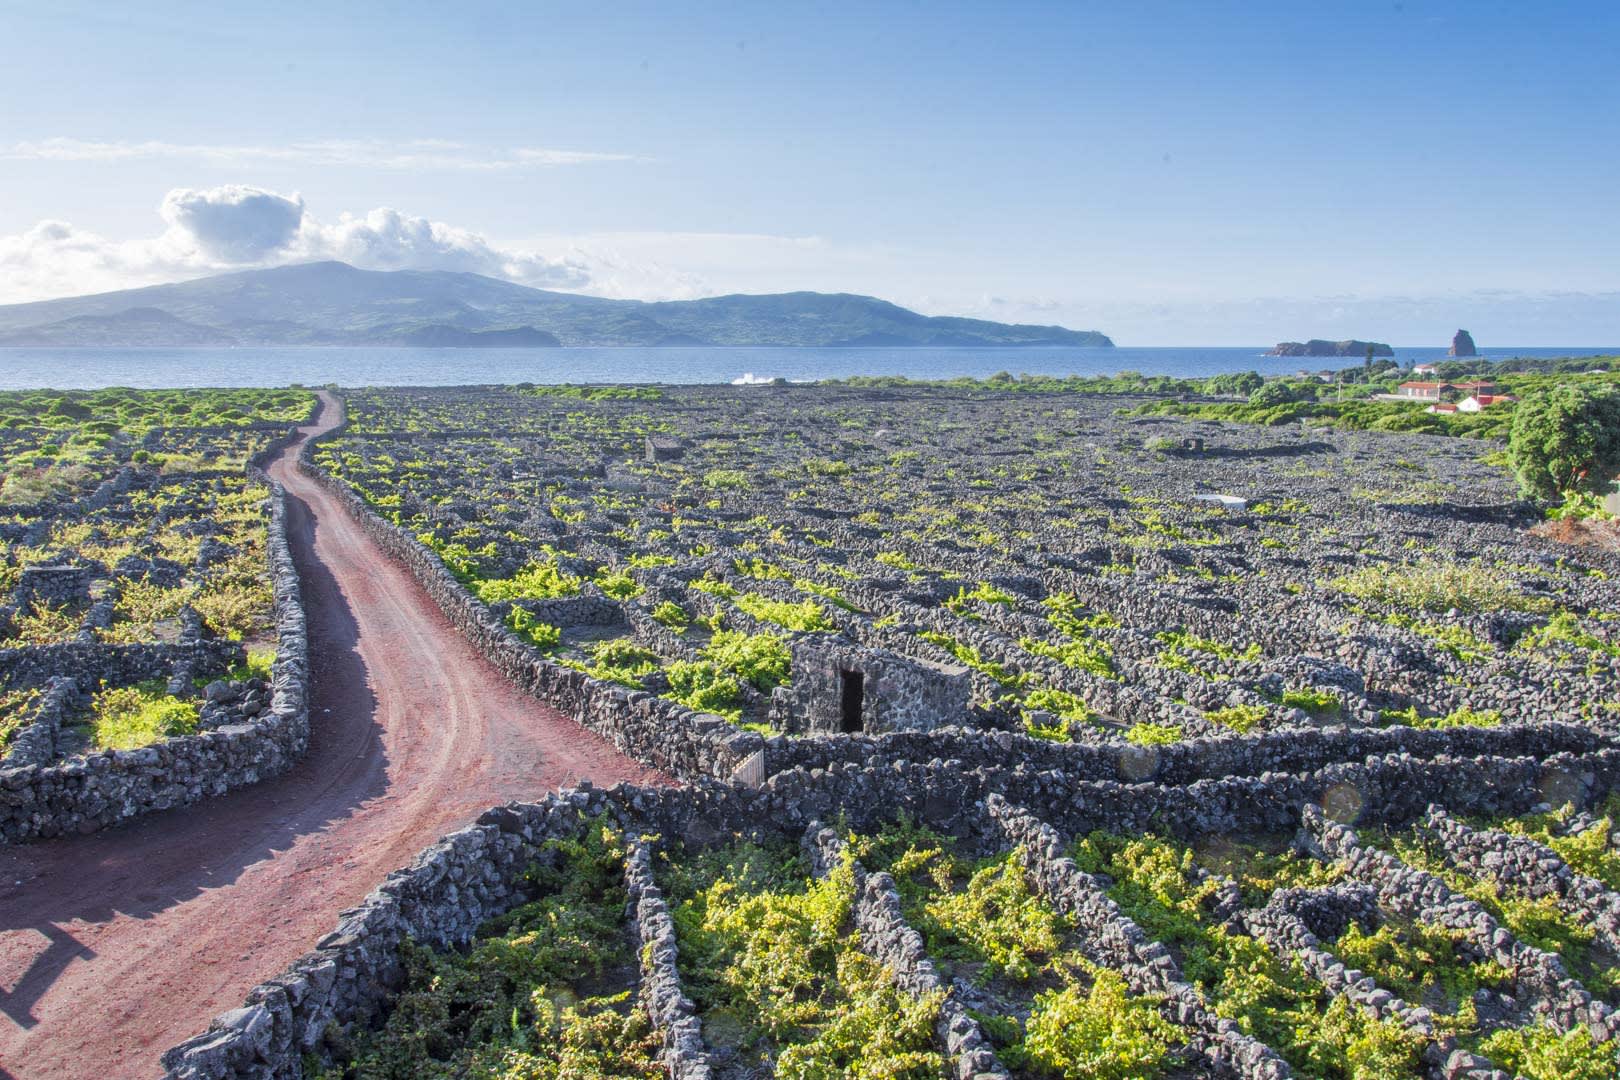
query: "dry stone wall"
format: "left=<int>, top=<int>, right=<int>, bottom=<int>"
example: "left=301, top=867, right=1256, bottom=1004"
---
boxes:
left=0, top=473, right=310, bottom=843
left=297, top=424, right=761, bottom=784
left=166, top=733, right=1620, bottom=1078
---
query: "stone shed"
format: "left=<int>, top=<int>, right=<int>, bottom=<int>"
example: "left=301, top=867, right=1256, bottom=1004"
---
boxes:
left=644, top=436, right=687, bottom=463
left=777, top=636, right=971, bottom=735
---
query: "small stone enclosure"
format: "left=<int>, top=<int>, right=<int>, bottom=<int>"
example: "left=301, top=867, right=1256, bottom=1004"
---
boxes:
left=777, top=637, right=971, bottom=735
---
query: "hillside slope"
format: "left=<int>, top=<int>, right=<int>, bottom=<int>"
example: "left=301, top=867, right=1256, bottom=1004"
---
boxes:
left=0, top=262, right=1113, bottom=348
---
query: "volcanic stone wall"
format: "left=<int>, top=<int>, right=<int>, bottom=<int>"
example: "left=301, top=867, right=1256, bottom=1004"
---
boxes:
left=299, top=404, right=1619, bottom=803
left=0, top=477, right=310, bottom=843
left=297, top=422, right=764, bottom=784
left=163, top=731, right=1620, bottom=1078
left=0, top=639, right=243, bottom=693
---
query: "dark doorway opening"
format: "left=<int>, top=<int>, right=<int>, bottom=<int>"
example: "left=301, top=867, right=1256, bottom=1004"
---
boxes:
left=838, top=669, right=865, bottom=733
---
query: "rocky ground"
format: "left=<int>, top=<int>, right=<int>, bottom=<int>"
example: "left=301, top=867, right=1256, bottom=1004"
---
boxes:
left=159, top=384, right=1620, bottom=1080
left=0, top=389, right=313, bottom=772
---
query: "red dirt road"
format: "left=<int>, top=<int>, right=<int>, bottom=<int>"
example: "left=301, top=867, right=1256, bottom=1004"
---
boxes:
left=0, top=392, right=665, bottom=1079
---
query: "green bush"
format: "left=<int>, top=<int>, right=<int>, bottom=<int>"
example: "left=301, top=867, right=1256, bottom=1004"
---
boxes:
left=1279, top=689, right=1342, bottom=718
left=595, top=569, right=643, bottom=599
left=920, top=857, right=1064, bottom=982
left=1508, top=385, right=1620, bottom=501
left=474, top=559, right=581, bottom=603
left=702, top=630, right=791, bottom=693
left=506, top=606, right=562, bottom=650
left=734, top=592, right=834, bottom=632
left=1206, top=704, right=1267, bottom=733
left=1125, top=722, right=1181, bottom=746
left=1476, top=1022, right=1618, bottom=1080
left=666, top=660, right=743, bottom=719
left=703, top=468, right=750, bottom=490
left=579, top=638, right=660, bottom=687
left=651, top=600, right=690, bottom=630
left=1021, top=970, right=1177, bottom=1080
left=667, top=841, right=945, bottom=1079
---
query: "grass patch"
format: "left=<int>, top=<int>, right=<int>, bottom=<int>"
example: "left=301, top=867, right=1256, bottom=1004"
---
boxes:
left=89, top=680, right=198, bottom=749
left=1331, top=562, right=1553, bottom=615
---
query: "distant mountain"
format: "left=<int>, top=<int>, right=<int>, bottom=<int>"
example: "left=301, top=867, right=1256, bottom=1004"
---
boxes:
left=0, top=307, right=237, bottom=347
left=0, top=262, right=1113, bottom=348
left=1265, top=339, right=1393, bottom=358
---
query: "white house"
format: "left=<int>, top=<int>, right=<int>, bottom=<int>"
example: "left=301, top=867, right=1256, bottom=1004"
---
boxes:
left=1456, top=393, right=1517, bottom=413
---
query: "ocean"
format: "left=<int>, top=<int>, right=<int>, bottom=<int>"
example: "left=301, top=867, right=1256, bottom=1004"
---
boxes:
left=0, top=345, right=1612, bottom=390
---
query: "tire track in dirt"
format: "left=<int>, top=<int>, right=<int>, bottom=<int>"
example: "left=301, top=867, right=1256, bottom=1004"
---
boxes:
left=0, top=391, right=666, bottom=1079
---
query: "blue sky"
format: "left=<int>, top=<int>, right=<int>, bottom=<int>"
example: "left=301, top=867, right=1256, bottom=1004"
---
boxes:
left=1, top=0, right=1616, bottom=344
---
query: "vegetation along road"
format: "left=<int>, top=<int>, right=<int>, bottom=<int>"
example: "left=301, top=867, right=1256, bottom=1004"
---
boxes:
left=0, top=391, right=666, bottom=1080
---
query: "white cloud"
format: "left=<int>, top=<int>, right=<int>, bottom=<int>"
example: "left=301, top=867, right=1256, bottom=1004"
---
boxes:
left=160, top=185, right=305, bottom=262
left=297, top=207, right=589, bottom=288
left=0, top=184, right=593, bottom=302
left=0, top=219, right=202, bottom=301
left=2, top=137, right=639, bottom=171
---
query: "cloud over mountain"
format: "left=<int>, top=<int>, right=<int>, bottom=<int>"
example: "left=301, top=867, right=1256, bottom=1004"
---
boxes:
left=303, top=207, right=588, bottom=288
left=160, top=185, right=306, bottom=262
left=0, top=184, right=591, bottom=301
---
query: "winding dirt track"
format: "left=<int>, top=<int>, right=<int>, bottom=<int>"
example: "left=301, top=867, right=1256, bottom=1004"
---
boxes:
left=0, top=392, right=665, bottom=1080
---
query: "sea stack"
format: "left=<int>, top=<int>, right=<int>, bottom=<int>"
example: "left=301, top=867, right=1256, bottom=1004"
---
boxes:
left=1449, top=329, right=1478, bottom=357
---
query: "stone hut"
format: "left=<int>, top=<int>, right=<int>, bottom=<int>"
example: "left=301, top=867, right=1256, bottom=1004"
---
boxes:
left=776, top=636, right=971, bottom=735
left=645, top=436, right=687, bottom=463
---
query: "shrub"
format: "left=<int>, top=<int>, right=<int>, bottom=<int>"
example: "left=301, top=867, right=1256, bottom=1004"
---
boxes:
left=327, top=820, right=663, bottom=1079
left=1420, top=706, right=1501, bottom=729
left=1331, top=562, right=1551, bottom=614
left=1022, top=687, right=1093, bottom=741
left=474, top=559, right=580, bottom=603
left=1021, top=970, right=1177, bottom=1080
left=1507, top=385, right=1620, bottom=501
left=1476, top=1022, right=1617, bottom=1080
left=1125, top=722, right=1181, bottom=746
left=668, top=842, right=945, bottom=1078
left=702, top=468, right=749, bottom=490
left=595, top=569, right=643, bottom=599
left=875, top=550, right=922, bottom=572
left=580, top=638, right=661, bottom=687
left=651, top=601, right=690, bottom=630
left=921, top=858, right=1064, bottom=982
left=734, top=593, right=834, bottom=632
left=702, top=630, right=791, bottom=693
left=944, top=581, right=1019, bottom=614
left=506, top=607, right=562, bottom=650
left=1279, top=689, right=1341, bottom=718
left=1206, top=704, right=1267, bottom=733
left=666, top=660, right=743, bottom=719
left=1248, top=380, right=1304, bottom=408
left=0, top=687, right=43, bottom=748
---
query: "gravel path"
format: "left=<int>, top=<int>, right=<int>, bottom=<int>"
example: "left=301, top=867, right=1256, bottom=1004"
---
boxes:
left=0, top=391, right=666, bottom=1080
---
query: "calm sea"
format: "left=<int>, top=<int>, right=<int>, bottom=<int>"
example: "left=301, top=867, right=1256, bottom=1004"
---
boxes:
left=0, top=345, right=1612, bottom=390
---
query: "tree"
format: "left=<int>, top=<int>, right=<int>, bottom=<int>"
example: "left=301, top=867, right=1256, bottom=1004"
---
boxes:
left=1248, top=380, right=1301, bottom=408
left=1205, top=371, right=1263, bottom=396
left=1507, top=385, right=1620, bottom=501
